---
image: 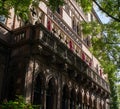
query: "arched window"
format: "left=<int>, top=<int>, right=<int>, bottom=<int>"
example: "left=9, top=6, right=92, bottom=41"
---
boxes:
left=46, top=78, right=56, bottom=109
left=70, top=89, right=76, bottom=109
left=62, top=85, right=69, bottom=109
left=33, top=74, right=43, bottom=106
left=77, top=91, right=82, bottom=109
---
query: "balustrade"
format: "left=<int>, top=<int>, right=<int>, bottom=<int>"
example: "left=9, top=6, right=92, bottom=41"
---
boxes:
left=12, top=25, right=32, bottom=44
left=38, top=24, right=110, bottom=92
left=11, top=23, right=110, bottom=93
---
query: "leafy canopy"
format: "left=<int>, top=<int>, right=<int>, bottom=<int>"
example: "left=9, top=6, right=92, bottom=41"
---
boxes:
left=0, top=0, right=64, bottom=20
left=80, top=0, right=120, bottom=108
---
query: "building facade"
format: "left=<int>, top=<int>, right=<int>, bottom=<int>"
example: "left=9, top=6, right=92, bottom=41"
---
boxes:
left=0, top=0, right=110, bottom=109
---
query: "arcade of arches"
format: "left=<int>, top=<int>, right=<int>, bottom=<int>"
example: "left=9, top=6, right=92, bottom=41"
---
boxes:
left=24, top=59, right=109, bottom=109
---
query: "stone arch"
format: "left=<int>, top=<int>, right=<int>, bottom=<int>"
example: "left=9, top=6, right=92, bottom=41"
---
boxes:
left=70, top=88, right=77, bottom=109
left=46, top=74, right=57, bottom=87
left=46, top=77, right=57, bottom=109
left=77, top=89, right=82, bottom=108
left=62, top=84, right=70, bottom=109
left=33, top=72, right=45, bottom=107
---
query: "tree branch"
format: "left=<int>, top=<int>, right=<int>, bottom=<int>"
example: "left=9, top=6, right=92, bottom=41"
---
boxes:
left=93, top=0, right=120, bottom=22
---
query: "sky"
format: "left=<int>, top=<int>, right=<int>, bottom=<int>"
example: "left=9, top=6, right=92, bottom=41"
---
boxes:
left=95, top=6, right=110, bottom=24
left=97, top=12, right=110, bottom=24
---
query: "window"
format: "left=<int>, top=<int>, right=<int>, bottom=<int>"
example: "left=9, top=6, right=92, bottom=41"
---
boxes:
left=72, top=18, right=77, bottom=32
left=84, top=36, right=91, bottom=47
left=56, top=6, right=62, bottom=16
left=64, top=4, right=70, bottom=15
left=76, top=23, right=81, bottom=36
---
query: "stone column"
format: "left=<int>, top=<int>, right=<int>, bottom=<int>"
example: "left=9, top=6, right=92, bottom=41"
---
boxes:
left=99, top=99, right=103, bottom=109
left=93, top=96, right=98, bottom=109
left=89, top=93, right=93, bottom=109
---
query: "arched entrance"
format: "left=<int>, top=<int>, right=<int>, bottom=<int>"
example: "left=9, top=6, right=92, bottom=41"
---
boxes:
left=70, top=89, right=76, bottom=109
left=62, top=85, right=70, bottom=109
left=77, top=90, right=82, bottom=109
left=46, top=77, right=57, bottom=109
left=33, top=73, right=44, bottom=107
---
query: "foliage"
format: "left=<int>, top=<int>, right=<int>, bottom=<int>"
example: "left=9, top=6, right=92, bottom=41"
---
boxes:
left=0, top=0, right=65, bottom=20
left=78, top=0, right=120, bottom=22
left=76, top=0, right=92, bottom=12
left=81, top=21, right=102, bottom=36
left=117, top=84, right=120, bottom=107
left=1, top=96, right=40, bottom=109
left=79, top=1, right=120, bottom=108
left=84, top=22, right=120, bottom=109
left=89, top=30, right=119, bottom=109
left=47, top=0, right=65, bottom=11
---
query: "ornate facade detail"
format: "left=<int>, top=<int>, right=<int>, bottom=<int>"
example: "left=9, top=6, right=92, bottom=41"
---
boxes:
left=0, top=0, right=110, bottom=109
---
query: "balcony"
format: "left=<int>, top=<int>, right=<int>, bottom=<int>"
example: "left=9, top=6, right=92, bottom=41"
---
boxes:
left=11, top=23, right=110, bottom=95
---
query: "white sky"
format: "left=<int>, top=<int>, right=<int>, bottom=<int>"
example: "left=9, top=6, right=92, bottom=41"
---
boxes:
left=97, top=10, right=110, bottom=24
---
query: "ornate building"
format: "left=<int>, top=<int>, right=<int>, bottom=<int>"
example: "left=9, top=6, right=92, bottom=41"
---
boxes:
left=0, top=0, right=110, bottom=109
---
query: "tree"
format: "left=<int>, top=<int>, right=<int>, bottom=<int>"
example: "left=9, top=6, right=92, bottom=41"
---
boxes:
left=117, top=84, right=120, bottom=108
left=79, top=0, right=120, bottom=108
left=81, top=20, right=120, bottom=109
left=77, top=0, right=120, bottom=22
left=0, top=0, right=64, bottom=20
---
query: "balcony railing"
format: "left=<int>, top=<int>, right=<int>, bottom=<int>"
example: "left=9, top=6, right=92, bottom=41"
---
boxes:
left=47, top=9, right=103, bottom=77
left=11, top=23, right=110, bottom=93
left=34, top=24, right=110, bottom=92
left=36, top=23, right=109, bottom=91
left=11, top=25, right=32, bottom=44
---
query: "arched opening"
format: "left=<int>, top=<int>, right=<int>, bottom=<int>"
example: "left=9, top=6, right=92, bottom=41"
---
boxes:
left=33, top=74, right=44, bottom=107
left=46, top=77, right=56, bottom=109
left=7, top=77, right=15, bottom=101
left=70, top=89, right=76, bottom=109
left=62, top=85, right=69, bottom=109
left=84, top=92, right=89, bottom=109
left=77, top=91, right=82, bottom=109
